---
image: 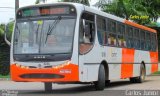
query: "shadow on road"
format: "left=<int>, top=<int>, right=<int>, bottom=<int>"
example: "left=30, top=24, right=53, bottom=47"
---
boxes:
left=20, top=79, right=152, bottom=95
left=107, top=79, right=151, bottom=89
left=21, top=84, right=95, bottom=95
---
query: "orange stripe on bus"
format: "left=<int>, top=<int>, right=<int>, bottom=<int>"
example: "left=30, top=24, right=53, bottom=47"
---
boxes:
left=10, top=63, right=79, bottom=82
left=124, top=20, right=156, bottom=33
left=121, top=48, right=135, bottom=78
left=150, top=52, right=158, bottom=73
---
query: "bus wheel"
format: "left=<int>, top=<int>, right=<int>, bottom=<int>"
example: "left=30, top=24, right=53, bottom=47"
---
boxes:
left=136, top=64, right=146, bottom=83
left=130, top=64, right=145, bottom=83
left=94, top=64, right=105, bottom=90
left=44, top=82, right=52, bottom=92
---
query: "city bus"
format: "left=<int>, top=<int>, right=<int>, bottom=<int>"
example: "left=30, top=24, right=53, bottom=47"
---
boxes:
left=8, top=2, right=158, bottom=91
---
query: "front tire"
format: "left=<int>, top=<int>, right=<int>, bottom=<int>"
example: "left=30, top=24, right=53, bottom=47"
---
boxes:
left=94, top=64, right=105, bottom=90
left=44, top=82, right=52, bottom=92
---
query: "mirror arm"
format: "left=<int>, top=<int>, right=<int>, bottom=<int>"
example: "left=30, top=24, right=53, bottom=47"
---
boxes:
left=4, top=25, right=11, bottom=46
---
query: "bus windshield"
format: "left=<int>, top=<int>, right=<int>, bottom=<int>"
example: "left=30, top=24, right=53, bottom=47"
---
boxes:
left=14, top=16, right=76, bottom=55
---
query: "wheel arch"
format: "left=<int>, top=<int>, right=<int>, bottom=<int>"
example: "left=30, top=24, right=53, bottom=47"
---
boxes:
left=141, top=61, right=146, bottom=70
left=101, top=60, right=109, bottom=80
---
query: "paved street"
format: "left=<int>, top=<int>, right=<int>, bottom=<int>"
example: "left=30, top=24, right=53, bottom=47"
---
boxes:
left=0, top=75, right=160, bottom=96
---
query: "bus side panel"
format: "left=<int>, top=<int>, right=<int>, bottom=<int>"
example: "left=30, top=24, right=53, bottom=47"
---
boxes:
left=107, top=47, right=122, bottom=80
left=150, top=52, right=158, bottom=73
left=133, top=50, right=141, bottom=77
left=121, top=48, right=134, bottom=79
left=137, top=51, right=151, bottom=75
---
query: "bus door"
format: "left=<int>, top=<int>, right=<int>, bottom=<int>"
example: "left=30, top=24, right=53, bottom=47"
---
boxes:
left=79, top=12, right=95, bottom=81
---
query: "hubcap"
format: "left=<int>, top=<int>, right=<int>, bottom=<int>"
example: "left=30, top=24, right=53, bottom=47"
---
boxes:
left=141, top=67, right=145, bottom=81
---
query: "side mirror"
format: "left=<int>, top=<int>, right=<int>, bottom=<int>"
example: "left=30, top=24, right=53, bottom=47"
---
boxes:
left=4, top=24, right=11, bottom=46
left=82, top=19, right=90, bottom=35
left=82, top=19, right=86, bottom=32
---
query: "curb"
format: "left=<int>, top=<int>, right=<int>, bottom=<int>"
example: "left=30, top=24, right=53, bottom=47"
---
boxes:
left=0, top=78, right=10, bottom=81
left=149, top=74, right=160, bottom=76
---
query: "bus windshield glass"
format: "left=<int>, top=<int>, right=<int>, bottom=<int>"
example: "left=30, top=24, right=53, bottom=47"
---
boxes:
left=14, top=16, right=76, bottom=54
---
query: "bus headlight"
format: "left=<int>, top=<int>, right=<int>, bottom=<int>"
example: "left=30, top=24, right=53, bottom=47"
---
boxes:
left=21, top=66, right=25, bottom=68
left=15, top=64, right=20, bottom=67
left=52, top=61, right=71, bottom=69
left=26, top=66, right=29, bottom=69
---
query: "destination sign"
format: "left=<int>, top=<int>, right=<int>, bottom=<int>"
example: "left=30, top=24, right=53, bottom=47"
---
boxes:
left=17, top=5, right=76, bottom=18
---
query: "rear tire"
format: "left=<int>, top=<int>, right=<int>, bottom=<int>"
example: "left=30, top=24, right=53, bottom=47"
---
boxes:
left=136, top=64, right=146, bottom=83
left=44, top=82, right=52, bottom=92
left=130, top=64, right=145, bottom=83
left=130, top=77, right=137, bottom=83
left=94, top=64, right=105, bottom=90
left=105, top=80, right=110, bottom=86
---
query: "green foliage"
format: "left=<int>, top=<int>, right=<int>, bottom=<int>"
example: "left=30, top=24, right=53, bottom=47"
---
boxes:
left=0, top=74, right=10, bottom=78
left=0, top=24, right=5, bottom=46
left=153, top=71, right=160, bottom=75
left=0, top=24, right=5, bottom=35
left=7, top=21, right=14, bottom=41
left=97, top=0, right=160, bottom=26
left=35, top=0, right=40, bottom=4
left=0, top=22, right=12, bottom=76
left=0, top=28, right=3, bottom=36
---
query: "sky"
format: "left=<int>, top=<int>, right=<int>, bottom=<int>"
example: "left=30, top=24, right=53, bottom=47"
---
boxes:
left=0, top=0, right=98, bottom=24
left=0, top=0, right=37, bottom=24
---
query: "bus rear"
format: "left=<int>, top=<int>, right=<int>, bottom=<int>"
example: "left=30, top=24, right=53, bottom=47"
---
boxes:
left=10, top=3, right=79, bottom=91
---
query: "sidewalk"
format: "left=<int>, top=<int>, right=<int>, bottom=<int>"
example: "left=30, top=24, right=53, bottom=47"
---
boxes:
left=0, top=78, right=10, bottom=81
left=159, top=63, right=160, bottom=71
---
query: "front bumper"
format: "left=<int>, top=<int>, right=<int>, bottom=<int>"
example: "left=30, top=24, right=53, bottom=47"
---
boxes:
left=10, top=63, right=79, bottom=82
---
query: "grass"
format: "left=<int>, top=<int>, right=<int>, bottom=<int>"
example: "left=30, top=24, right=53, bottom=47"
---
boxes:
left=153, top=71, right=160, bottom=75
left=0, top=74, right=10, bottom=78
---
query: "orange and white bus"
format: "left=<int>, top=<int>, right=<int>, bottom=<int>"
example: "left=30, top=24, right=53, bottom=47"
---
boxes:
left=9, top=3, right=158, bottom=91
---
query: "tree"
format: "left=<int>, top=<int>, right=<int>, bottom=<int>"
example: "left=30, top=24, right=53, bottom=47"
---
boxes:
left=0, top=22, right=13, bottom=76
left=0, top=28, right=4, bottom=36
left=97, top=0, right=160, bottom=26
left=35, top=0, right=40, bottom=4
left=0, top=24, right=5, bottom=45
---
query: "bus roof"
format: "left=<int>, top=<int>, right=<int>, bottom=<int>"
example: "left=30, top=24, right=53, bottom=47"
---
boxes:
left=124, top=20, right=157, bottom=33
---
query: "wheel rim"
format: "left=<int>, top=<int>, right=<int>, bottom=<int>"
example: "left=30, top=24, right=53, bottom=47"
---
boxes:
left=141, top=67, right=145, bottom=81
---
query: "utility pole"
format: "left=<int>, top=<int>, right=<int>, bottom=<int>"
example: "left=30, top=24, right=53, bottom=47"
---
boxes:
left=15, top=0, right=19, bottom=13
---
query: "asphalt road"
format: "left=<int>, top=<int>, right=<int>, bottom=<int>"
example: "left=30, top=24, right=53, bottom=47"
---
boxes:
left=0, top=75, right=160, bottom=96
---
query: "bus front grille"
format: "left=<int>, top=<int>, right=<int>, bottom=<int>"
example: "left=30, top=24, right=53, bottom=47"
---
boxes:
left=20, top=73, right=64, bottom=79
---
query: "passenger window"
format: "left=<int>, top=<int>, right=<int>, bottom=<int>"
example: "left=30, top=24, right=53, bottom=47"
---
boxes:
left=107, top=20, right=117, bottom=46
left=145, top=32, right=151, bottom=51
left=111, top=21, right=116, bottom=32
left=97, top=16, right=107, bottom=45
left=140, top=30, right=145, bottom=50
left=126, top=26, right=134, bottom=48
left=108, top=33, right=117, bottom=46
left=79, top=12, right=95, bottom=54
left=117, top=24, right=126, bottom=47
left=134, top=29, right=140, bottom=49
left=151, top=33, right=157, bottom=51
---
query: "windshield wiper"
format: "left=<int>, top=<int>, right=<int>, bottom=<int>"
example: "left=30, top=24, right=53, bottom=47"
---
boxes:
left=35, top=25, right=40, bottom=43
left=45, top=16, right=62, bottom=43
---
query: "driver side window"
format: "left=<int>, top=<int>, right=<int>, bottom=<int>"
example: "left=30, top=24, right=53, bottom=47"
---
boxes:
left=79, top=12, right=95, bottom=54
